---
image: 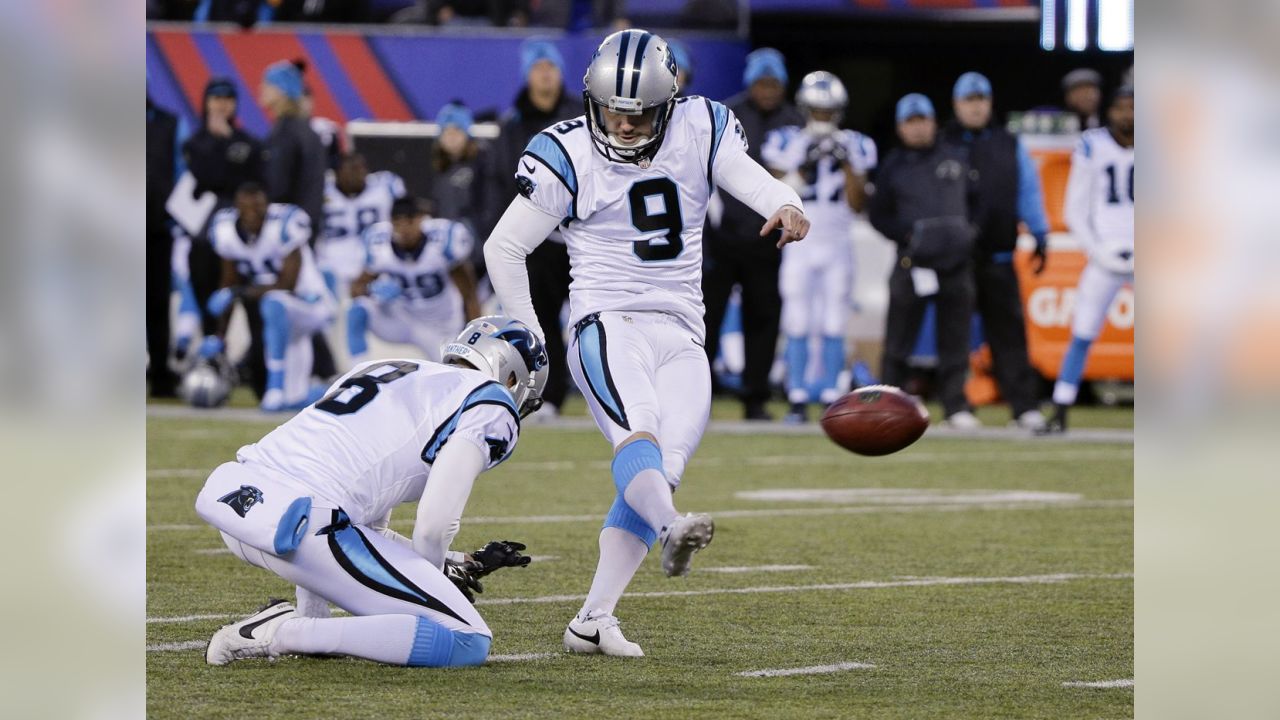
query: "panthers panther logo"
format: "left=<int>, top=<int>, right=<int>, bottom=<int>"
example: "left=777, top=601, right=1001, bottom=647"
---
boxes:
left=218, top=485, right=264, bottom=518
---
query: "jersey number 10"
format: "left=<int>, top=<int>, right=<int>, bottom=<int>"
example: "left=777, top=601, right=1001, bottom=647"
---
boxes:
left=1105, top=163, right=1134, bottom=205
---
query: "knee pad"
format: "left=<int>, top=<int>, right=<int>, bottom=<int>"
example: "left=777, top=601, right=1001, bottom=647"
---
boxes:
left=407, top=618, right=491, bottom=667
left=604, top=493, right=658, bottom=547
left=611, top=438, right=663, bottom=494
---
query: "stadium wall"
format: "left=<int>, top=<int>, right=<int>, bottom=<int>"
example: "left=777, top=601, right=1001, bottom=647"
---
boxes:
left=146, top=25, right=749, bottom=135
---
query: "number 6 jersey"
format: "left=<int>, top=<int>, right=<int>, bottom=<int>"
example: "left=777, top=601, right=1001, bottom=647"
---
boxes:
left=235, top=360, right=519, bottom=526
left=513, top=97, right=750, bottom=340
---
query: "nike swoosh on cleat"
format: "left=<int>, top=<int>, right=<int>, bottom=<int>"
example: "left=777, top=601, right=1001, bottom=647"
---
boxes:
left=568, top=626, right=601, bottom=645
left=523, top=161, right=536, bottom=173
left=239, top=610, right=292, bottom=639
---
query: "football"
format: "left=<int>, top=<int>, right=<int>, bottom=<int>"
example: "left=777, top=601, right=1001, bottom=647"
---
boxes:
left=820, top=385, right=930, bottom=456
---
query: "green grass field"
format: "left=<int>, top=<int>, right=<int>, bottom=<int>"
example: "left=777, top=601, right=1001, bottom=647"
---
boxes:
left=147, top=403, right=1133, bottom=719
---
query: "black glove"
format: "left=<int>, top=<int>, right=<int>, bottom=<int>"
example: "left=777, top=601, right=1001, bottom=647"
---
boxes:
left=1032, top=233, right=1048, bottom=275
left=468, top=540, right=531, bottom=579
left=444, top=560, right=484, bottom=603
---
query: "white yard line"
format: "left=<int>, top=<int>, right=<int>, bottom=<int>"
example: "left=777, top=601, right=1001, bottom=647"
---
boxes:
left=146, top=640, right=207, bottom=652
left=146, top=404, right=1134, bottom=444
left=146, top=573, right=1132, bottom=625
left=1062, top=679, right=1133, bottom=689
left=193, top=548, right=231, bottom=556
left=150, top=498, right=1133, bottom=532
left=702, top=565, right=814, bottom=574
left=737, top=661, right=876, bottom=677
left=486, top=652, right=557, bottom=663
left=471, top=572, right=1133, bottom=606
left=148, top=469, right=210, bottom=478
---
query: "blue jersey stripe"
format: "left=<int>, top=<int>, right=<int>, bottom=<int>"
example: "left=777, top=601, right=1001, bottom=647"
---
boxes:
left=576, top=320, right=629, bottom=430
left=420, top=381, right=518, bottom=464
left=705, top=98, right=729, bottom=186
left=524, top=132, right=578, bottom=196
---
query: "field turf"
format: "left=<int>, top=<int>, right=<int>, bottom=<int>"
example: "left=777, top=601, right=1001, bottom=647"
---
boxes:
left=147, top=402, right=1132, bottom=719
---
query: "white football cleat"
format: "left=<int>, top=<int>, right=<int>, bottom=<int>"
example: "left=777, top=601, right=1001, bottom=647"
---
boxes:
left=563, top=609, right=644, bottom=657
left=659, top=512, right=714, bottom=577
left=206, top=599, right=296, bottom=666
left=1013, top=409, right=1047, bottom=431
left=260, top=388, right=286, bottom=412
left=943, top=410, right=982, bottom=430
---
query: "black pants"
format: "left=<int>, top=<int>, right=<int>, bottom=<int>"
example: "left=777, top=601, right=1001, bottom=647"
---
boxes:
left=881, top=261, right=975, bottom=416
left=974, top=261, right=1038, bottom=416
left=147, top=226, right=176, bottom=395
left=527, top=241, right=572, bottom=409
left=702, top=229, right=783, bottom=406
left=187, top=236, right=222, bottom=337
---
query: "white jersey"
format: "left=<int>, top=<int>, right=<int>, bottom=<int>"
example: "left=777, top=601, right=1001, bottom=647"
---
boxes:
left=236, top=360, right=520, bottom=525
left=1065, top=127, right=1134, bottom=273
left=514, top=96, right=749, bottom=339
left=210, top=203, right=327, bottom=299
left=323, top=171, right=406, bottom=243
left=362, top=218, right=473, bottom=313
left=762, top=126, right=876, bottom=243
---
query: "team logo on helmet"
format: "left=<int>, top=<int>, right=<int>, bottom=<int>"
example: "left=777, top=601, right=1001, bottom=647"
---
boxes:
left=218, top=485, right=264, bottom=518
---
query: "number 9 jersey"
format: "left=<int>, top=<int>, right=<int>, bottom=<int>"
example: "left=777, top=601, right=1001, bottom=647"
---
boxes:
left=513, top=97, right=749, bottom=341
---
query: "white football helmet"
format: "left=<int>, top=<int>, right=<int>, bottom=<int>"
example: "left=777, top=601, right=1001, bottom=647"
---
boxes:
left=583, top=29, right=679, bottom=164
left=796, top=70, right=848, bottom=137
left=441, top=316, right=549, bottom=418
left=181, top=360, right=233, bottom=408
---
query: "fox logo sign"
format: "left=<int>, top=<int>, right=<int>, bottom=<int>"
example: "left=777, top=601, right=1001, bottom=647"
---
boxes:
left=218, top=485, right=264, bottom=518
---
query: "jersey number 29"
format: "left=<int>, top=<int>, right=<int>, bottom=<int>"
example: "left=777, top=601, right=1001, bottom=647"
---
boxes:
left=628, top=178, right=684, bottom=262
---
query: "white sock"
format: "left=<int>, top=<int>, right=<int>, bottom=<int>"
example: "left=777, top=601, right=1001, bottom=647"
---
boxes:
left=294, top=586, right=331, bottom=618
left=272, top=614, right=418, bottom=665
left=1052, top=380, right=1079, bottom=406
left=580, top=528, right=649, bottom=617
left=622, top=468, right=679, bottom=533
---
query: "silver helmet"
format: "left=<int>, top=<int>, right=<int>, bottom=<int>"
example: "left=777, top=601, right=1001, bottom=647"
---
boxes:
left=181, top=359, right=233, bottom=408
left=441, top=316, right=549, bottom=418
left=796, top=71, right=848, bottom=136
left=582, top=29, right=679, bottom=164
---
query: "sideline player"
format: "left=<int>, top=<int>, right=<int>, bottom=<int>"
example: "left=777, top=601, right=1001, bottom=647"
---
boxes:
left=196, top=317, right=548, bottom=667
left=485, top=29, right=809, bottom=656
left=762, top=71, right=876, bottom=423
left=321, top=153, right=406, bottom=296
left=347, top=197, right=482, bottom=365
left=1042, top=86, right=1135, bottom=433
left=202, top=182, right=336, bottom=411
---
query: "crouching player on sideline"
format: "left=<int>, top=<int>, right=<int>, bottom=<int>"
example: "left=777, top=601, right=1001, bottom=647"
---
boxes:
left=347, top=196, right=482, bottom=366
left=195, top=316, right=548, bottom=667
left=486, top=29, right=808, bottom=656
left=200, top=182, right=336, bottom=411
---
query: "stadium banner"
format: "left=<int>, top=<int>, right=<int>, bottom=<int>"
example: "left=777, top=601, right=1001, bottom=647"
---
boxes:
left=146, top=25, right=749, bottom=136
left=1014, top=244, right=1134, bottom=382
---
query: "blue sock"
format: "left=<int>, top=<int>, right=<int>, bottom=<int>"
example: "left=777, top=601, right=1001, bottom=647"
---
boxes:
left=347, top=303, right=370, bottom=357
left=322, top=270, right=339, bottom=299
left=407, top=617, right=490, bottom=667
left=817, top=336, right=845, bottom=397
left=261, top=297, right=290, bottom=392
left=784, top=336, right=809, bottom=402
left=1058, top=336, right=1093, bottom=389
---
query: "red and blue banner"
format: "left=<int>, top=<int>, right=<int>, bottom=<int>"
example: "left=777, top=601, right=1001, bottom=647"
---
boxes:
left=146, top=26, right=749, bottom=136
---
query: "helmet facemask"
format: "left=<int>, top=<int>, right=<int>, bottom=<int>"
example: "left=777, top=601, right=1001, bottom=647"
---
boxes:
left=583, top=92, right=675, bottom=164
